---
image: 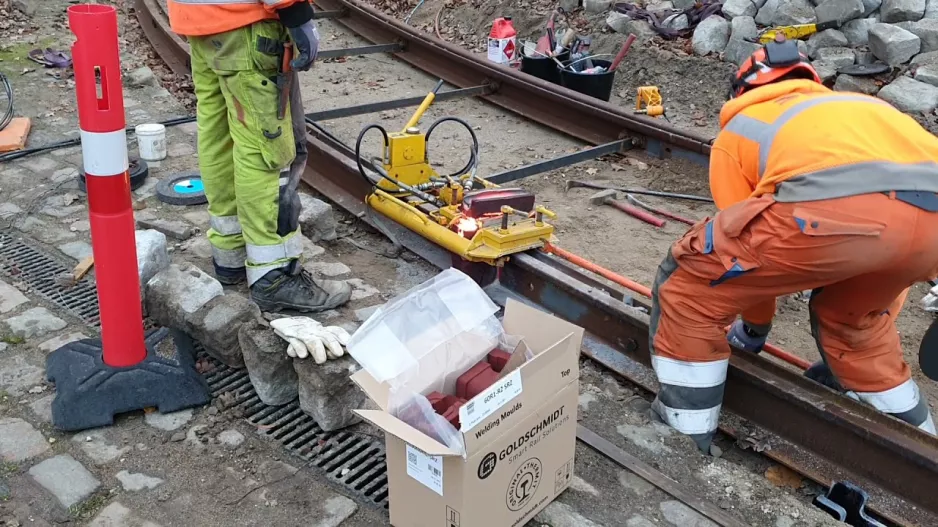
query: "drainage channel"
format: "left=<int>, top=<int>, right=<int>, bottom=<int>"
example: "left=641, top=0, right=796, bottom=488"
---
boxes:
left=0, top=233, right=101, bottom=327
left=0, top=233, right=391, bottom=507
left=199, top=353, right=391, bottom=508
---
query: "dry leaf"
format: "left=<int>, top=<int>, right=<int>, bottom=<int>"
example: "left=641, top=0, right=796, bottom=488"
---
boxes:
left=611, top=164, right=627, bottom=172
left=765, top=465, right=803, bottom=489
left=585, top=168, right=598, bottom=176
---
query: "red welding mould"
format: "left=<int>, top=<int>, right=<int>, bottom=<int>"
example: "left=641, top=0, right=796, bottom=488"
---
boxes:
left=465, top=367, right=500, bottom=399
left=439, top=400, right=465, bottom=429
left=462, top=188, right=536, bottom=217
left=487, top=348, right=512, bottom=372
left=456, top=361, right=494, bottom=399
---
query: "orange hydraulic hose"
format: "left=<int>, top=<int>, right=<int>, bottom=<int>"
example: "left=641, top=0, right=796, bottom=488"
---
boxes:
left=542, top=242, right=812, bottom=370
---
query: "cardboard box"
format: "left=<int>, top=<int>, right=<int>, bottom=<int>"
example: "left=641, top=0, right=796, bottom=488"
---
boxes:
left=352, top=299, right=584, bottom=527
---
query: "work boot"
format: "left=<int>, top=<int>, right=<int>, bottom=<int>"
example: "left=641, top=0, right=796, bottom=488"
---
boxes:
left=803, top=360, right=843, bottom=391
left=213, top=261, right=246, bottom=286
left=250, top=260, right=351, bottom=313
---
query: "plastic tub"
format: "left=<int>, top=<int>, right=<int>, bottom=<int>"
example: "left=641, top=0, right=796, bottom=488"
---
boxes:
left=520, top=50, right=569, bottom=84
left=559, top=59, right=615, bottom=102
left=135, top=123, right=167, bottom=161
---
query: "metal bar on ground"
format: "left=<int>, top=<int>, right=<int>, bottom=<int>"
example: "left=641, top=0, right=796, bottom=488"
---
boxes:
left=311, top=8, right=346, bottom=19
left=307, top=85, right=491, bottom=121
left=487, top=140, right=631, bottom=184
left=577, top=426, right=748, bottom=527
left=318, top=43, right=403, bottom=59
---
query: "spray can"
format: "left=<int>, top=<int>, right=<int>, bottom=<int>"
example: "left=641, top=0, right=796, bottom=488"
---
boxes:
left=487, top=17, right=517, bottom=65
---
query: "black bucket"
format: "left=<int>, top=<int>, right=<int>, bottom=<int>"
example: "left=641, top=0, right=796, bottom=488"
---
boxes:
left=559, top=59, right=615, bottom=102
left=520, top=50, right=569, bottom=84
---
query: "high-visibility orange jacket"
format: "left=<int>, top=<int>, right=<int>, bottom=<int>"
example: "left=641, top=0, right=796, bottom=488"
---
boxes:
left=168, top=0, right=308, bottom=37
left=709, top=79, right=938, bottom=211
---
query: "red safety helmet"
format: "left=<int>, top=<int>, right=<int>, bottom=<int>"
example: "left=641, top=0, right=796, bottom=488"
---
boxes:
left=730, top=36, right=821, bottom=98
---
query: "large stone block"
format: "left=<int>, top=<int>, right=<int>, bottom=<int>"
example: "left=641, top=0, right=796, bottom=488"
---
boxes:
left=239, top=320, right=299, bottom=406
left=870, top=23, right=922, bottom=65
left=878, top=75, right=938, bottom=111
left=806, top=29, right=849, bottom=58
left=815, top=0, right=865, bottom=24
left=898, top=19, right=938, bottom=51
left=842, top=17, right=879, bottom=45
left=294, top=356, right=365, bottom=432
left=298, top=194, right=337, bottom=243
left=723, top=0, right=759, bottom=18
left=834, top=73, right=882, bottom=93
left=774, top=0, right=818, bottom=24
left=881, top=0, right=926, bottom=21
left=186, top=293, right=260, bottom=368
left=145, top=263, right=223, bottom=330
left=691, top=15, right=731, bottom=55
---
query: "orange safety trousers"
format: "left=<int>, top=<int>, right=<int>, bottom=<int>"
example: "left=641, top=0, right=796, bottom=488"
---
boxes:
left=650, top=192, right=938, bottom=446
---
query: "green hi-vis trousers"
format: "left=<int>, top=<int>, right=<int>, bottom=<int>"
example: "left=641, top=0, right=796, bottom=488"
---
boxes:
left=189, top=20, right=307, bottom=286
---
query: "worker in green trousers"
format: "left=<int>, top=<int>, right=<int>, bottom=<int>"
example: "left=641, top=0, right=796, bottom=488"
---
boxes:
left=177, top=6, right=351, bottom=312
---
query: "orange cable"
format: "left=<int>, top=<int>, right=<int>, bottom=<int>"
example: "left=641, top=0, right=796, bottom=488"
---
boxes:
left=542, top=242, right=812, bottom=370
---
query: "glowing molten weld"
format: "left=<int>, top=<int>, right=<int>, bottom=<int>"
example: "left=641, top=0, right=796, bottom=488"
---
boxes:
left=456, top=217, right=481, bottom=238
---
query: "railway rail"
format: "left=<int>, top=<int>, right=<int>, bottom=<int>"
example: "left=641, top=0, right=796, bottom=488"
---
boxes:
left=134, top=1, right=938, bottom=524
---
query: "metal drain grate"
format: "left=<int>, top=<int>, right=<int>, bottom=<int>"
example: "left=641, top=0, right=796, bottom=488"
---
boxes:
left=200, top=353, right=391, bottom=508
left=0, top=233, right=101, bottom=326
left=0, top=234, right=390, bottom=507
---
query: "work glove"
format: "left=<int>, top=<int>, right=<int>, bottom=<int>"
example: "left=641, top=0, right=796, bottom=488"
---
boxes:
left=922, top=283, right=938, bottom=312
left=726, top=320, right=767, bottom=354
left=803, top=360, right=843, bottom=391
left=269, top=317, right=351, bottom=364
left=276, top=1, right=320, bottom=71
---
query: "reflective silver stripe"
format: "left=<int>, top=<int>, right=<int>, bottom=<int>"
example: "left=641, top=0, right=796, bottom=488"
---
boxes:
left=652, top=356, right=728, bottom=389
left=246, top=261, right=289, bottom=285
left=209, top=215, right=242, bottom=236
left=774, top=161, right=938, bottom=202
left=261, top=0, right=291, bottom=5
left=245, top=233, right=302, bottom=264
left=651, top=399, right=721, bottom=435
left=723, top=94, right=890, bottom=179
left=279, top=170, right=290, bottom=187
left=851, top=378, right=921, bottom=414
left=211, top=246, right=246, bottom=268
left=920, top=413, right=937, bottom=435
left=171, top=0, right=257, bottom=4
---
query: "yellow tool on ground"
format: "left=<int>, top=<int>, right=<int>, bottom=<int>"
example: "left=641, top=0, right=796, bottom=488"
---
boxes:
left=635, top=86, right=666, bottom=118
left=356, top=80, right=557, bottom=266
left=753, top=20, right=839, bottom=44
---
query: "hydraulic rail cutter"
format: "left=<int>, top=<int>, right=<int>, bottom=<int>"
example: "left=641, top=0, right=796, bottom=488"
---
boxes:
left=355, top=80, right=557, bottom=268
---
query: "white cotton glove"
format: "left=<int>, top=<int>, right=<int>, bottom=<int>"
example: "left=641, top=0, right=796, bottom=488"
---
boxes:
left=923, top=283, right=938, bottom=312
left=268, top=317, right=352, bottom=364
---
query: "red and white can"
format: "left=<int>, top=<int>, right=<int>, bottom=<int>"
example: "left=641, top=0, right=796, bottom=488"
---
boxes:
left=487, top=17, right=517, bottom=65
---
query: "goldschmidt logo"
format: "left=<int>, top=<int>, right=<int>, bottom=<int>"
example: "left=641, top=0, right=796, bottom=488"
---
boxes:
left=506, top=457, right=541, bottom=511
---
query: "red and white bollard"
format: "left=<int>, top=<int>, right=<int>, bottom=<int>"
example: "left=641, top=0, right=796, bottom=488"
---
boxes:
left=71, top=3, right=146, bottom=367
left=46, top=4, right=209, bottom=432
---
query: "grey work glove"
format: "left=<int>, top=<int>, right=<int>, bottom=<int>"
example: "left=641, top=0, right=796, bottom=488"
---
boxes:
left=287, top=21, right=320, bottom=71
left=276, top=2, right=320, bottom=71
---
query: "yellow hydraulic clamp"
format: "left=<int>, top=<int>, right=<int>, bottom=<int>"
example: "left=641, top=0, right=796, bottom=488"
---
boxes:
left=635, top=86, right=666, bottom=118
left=355, top=80, right=557, bottom=266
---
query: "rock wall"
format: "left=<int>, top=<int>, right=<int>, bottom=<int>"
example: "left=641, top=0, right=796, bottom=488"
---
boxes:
left=605, top=0, right=938, bottom=113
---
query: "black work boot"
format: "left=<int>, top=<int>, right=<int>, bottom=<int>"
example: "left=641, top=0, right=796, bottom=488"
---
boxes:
left=250, top=260, right=352, bottom=313
left=213, top=261, right=246, bottom=286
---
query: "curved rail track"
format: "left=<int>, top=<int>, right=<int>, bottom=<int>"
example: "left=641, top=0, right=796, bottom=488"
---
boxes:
left=134, top=1, right=938, bottom=524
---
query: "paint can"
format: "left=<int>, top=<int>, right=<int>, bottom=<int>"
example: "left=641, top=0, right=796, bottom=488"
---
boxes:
left=135, top=123, right=167, bottom=161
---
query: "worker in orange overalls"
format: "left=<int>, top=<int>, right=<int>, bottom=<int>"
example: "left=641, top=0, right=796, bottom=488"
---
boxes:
left=649, top=36, right=938, bottom=453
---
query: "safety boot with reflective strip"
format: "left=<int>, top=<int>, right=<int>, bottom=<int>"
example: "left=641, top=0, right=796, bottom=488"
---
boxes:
left=250, top=260, right=351, bottom=313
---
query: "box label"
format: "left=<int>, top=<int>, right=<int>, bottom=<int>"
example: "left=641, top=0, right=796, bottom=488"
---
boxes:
left=405, top=443, right=443, bottom=496
left=460, top=368, right=523, bottom=432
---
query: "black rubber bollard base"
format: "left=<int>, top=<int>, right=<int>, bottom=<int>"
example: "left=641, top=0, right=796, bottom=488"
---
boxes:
left=46, top=327, right=210, bottom=432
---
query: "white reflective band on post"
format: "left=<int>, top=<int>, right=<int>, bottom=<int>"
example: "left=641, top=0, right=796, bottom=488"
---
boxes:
left=209, top=215, right=243, bottom=236
left=920, top=413, right=937, bottom=435
left=246, top=235, right=303, bottom=264
left=653, top=400, right=721, bottom=435
left=211, top=246, right=246, bottom=268
left=652, top=356, right=728, bottom=388
left=80, top=129, right=129, bottom=176
left=854, top=378, right=920, bottom=414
